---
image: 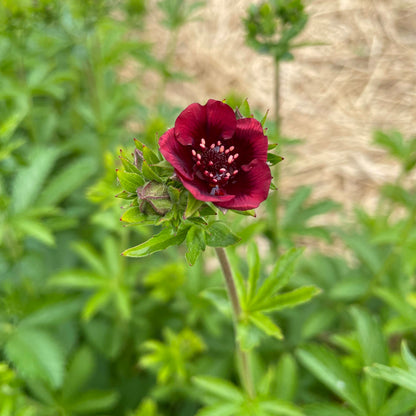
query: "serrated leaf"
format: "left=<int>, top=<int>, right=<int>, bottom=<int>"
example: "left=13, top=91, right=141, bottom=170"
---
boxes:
left=259, top=399, right=304, bottom=416
left=205, top=221, right=240, bottom=247
left=82, top=290, right=111, bottom=321
left=122, top=226, right=189, bottom=257
left=142, top=160, right=162, bottom=182
left=304, top=403, right=356, bottom=416
left=121, top=206, right=158, bottom=224
left=5, top=328, right=65, bottom=389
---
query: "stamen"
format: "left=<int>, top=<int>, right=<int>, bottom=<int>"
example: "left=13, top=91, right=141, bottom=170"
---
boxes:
left=201, top=138, right=206, bottom=145
left=225, top=149, right=230, bottom=154
left=212, top=179, right=218, bottom=183
left=196, top=161, right=201, bottom=165
left=208, top=161, right=214, bottom=166
left=210, top=143, right=215, bottom=149
left=226, top=172, right=231, bottom=177
left=200, top=143, right=206, bottom=149
left=192, top=149, right=196, bottom=156
left=197, top=153, right=202, bottom=160
left=209, top=173, right=214, bottom=178
left=219, top=168, right=226, bottom=173
left=227, top=155, right=233, bottom=164
left=233, top=169, right=238, bottom=175
left=229, top=146, right=235, bottom=152
left=217, top=140, right=221, bottom=146
left=204, top=170, right=209, bottom=176
left=234, top=153, right=239, bottom=160
left=219, top=145, right=224, bottom=153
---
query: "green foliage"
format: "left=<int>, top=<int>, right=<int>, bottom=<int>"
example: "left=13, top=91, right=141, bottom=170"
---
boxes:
left=2, top=0, right=416, bottom=414
left=244, top=0, right=308, bottom=61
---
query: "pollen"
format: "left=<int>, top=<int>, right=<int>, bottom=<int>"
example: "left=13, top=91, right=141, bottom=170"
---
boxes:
left=191, top=138, right=240, bottom=189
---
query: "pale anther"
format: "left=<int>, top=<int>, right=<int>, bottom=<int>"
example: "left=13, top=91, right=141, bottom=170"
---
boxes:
left=197, top=153, right=202, bottom=160
left=219, top=145, right=224, bottom=153
left=227, top=155, right=233, bottom=164
left=192, top=149, right=196, bottom=156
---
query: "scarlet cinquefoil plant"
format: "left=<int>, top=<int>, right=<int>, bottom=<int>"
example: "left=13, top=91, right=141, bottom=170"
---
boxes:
left=159, top=99, right=272, bottom=210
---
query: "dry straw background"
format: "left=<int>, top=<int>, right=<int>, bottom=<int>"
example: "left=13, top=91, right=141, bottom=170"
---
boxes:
left=145, top=0, right=416, bottom=213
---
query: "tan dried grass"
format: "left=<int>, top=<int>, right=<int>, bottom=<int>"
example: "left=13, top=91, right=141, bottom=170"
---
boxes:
left=144, top=0, right=416, bottom=214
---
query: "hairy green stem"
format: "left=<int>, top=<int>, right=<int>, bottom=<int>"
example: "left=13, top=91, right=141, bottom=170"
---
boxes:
left=215, top=247, right=255, bottom=398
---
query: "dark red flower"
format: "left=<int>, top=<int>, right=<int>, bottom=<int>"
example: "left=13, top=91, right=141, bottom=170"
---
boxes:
left=159, top=99, right=272, bottom=211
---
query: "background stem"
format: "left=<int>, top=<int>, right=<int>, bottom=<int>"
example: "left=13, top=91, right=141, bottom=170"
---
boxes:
left=215, top=247, right=255, bottom=398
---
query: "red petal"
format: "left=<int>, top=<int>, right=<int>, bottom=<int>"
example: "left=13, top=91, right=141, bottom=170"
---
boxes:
left=205, top=100, right=236, bottom=142
left=174, top=103, right=206, bottom=146
left=216, top=159, right=272, bottom=210
left=232, top=118, right=268, bottom=165
left=179, top=175, right=234, bottom=203
left=159, top=128, right=193, bottom=180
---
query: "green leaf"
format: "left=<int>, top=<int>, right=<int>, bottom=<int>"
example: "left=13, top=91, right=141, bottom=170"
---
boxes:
left=82, top=290, right=112, bottom=321
left=193, top=376, right=244, bottom=403
left=121, top=206, right=157, bottom=224
left=401, top=341, right=416, bottom=372
left=11, top=146, right=60, bottom=213
left=116, top=169, right=145, bottom=193
left=275, top=353, right=298, bottom=401
left=37, top=157, right=97, bottom=206
left=247, top=242, right=261, bottom=302
left=185, top=226, right=206, bottom=265
left=304, top=404, right=356, bottom=416
left=122, top=226, right=189, bottom=257
left=296, top=345, right=367, bottom=414
left=62, top=346, right=95, bottom=399
left=350, top=306, right=388, bottom=414
left=5, top=328, right=65, bottom=389
left=251, top=286, right=320, bottom=313
left=259, top=399, right=304, bottom=416
left=252, top=248, right=303, bottom=304
left=249, top=312, right=283, bottom=340
left=196, top=402, right=240, bottom=416
left=365, top=365, right=416, bottom=393
left=205, top=221, right=240, bottom=247
left=68, top=390, right=119, bottom=413
left=16, top=218, right=55, bottom=246
left=378, top=387, right=416, bottom=416
left=49, top=270, right=106, bottom=289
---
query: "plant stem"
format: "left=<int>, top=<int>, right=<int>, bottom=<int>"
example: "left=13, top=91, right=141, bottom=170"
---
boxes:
left=215, top=247, right=255, bottom=398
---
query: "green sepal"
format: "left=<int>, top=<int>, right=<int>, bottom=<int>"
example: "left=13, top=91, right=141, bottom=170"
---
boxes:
left=231, top=209, right=256, bottom=217
left=142, top=145, right=160, bottom=165
left=142, top=160, right=163, bottom=182
left=260, top=109, right=269, bottom=126
left=267, top=153, right=284, bottom=166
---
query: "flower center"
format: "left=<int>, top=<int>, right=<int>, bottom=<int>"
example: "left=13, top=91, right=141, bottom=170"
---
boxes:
left=191, top=138, right=239, bottom=196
